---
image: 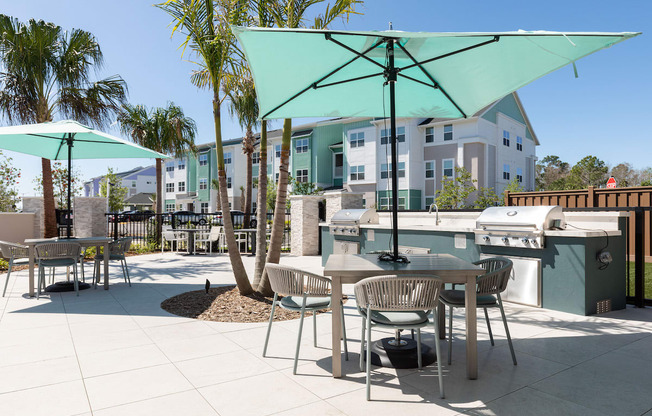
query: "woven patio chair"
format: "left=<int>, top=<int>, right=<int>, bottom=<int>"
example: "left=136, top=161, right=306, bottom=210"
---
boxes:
left=0, top=241, right=29, bottom=297
left=35, top=242, right=82, bottom=298
left=355, top=275, right=445, bottom=400
left=93, top=237, right=132, bottom=288
left=263, top=263, right=349, bottom=375
left=439, top=257, right=517, bottom=366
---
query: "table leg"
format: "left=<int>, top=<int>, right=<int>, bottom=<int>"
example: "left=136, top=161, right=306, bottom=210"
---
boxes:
left=331, top=275, right=342, bottom=378
left=438, top=300, right=446, bottom=339
left=188, top=233, right=195, bottom=255
left=251, top=232, right=257, bottom=256
left=465, top=274, right=478, bottom=379
left=28, top=246, right=35, bottom=297
left=103, top=243, right=109, bottom=290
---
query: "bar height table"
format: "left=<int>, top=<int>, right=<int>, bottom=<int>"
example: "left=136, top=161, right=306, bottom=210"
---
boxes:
left=323, top=253, right=484, bottom=380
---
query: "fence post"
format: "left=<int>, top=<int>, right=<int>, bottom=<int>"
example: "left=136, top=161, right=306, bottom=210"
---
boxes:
left=504, top=190, right=510, bottom=206
left=587, top=186, right=595, bottom=207
left=635, top=208, right=645, bottom=308
left=112, top=214, right=118, bottom=242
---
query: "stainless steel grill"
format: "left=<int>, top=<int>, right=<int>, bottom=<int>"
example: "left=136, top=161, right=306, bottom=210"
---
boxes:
left=329, top=209, right=379, bottom=236
left=474, top=205, right=565, bottom=249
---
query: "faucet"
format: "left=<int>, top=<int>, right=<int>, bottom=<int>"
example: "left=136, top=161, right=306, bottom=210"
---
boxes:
left=428, top=203, right=440, bottom=225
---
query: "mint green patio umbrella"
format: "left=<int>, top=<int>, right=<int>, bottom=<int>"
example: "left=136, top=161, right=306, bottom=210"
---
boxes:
left=233, top=27, right=640, bottom=261
left=0, top=120, right=169, bottom=237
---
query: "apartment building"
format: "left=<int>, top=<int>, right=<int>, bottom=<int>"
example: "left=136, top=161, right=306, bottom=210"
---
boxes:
left=163, top=92, right=537, bottom=212
left=84, top=165, right=157, bottom=198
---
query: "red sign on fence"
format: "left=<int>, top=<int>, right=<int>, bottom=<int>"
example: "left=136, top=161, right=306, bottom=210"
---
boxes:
left=606, top=176, right=617, bottom=189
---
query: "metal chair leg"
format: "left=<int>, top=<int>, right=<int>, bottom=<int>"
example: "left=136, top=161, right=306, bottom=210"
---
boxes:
left=293, top=295, right=307, bottom=375
left=2, top=257, right=13, bottom=297
left=37, top=263, right=43, bottom=299
left=262, top=293, right=277, bottom=357
left=73, top=263, right=79, bottom=296
left=366, top=309, right=372, bottom=401
left=432, top=308, right=445, bottom=399
left=448, top=305, right=453, bottom=365
left=416, top=328, right=422, bottom=369
left=313, top=311, right=317, bottom=347
left=359, top=317, right=366, bottom=372
left=484, top=307, right=494, bottom=346
left=498, top=295, right=517, bottom=365
left=123, top=258, right=131, bottom=286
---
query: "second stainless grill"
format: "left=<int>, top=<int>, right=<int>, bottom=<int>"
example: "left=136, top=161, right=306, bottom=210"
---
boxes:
left=329, top=209, right=379, bottom=236
left=474, top=206, right=565, bottom=249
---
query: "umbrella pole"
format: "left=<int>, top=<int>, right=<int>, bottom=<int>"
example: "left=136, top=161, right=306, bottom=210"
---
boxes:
left=387, top=40, right=400, bottom=260
left=66, top=134, right=73, bottom=239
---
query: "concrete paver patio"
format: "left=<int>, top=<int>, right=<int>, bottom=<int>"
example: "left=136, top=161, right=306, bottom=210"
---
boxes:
left=1, top=252, right=651, bottom=416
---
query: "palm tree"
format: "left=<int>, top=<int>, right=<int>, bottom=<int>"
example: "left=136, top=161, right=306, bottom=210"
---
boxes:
left=222, top=68, right=259, bottom=229
left=117, top=102, right=197, bottom=240
left=158, top=0, right=255, bottom=295
left=0, top=15, right=127, bottom=237
left=256, top=0, right=362, bottom=295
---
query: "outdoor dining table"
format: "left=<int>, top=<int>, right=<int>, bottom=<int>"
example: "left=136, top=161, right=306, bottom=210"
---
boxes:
left=237, top=228, right=258, bottom=256
left=24, top=236, right=112, bottom=297
left=323, top=253, right=484, bottom=380
left=175, top=228, right=203, bottom=255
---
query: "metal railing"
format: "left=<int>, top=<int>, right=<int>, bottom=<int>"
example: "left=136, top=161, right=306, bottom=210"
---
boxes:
left=105, top=211, right=291, bottom=252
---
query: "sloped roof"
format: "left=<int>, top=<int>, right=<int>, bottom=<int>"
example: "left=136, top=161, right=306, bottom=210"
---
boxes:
left=124, top=192, right=154, bottom=204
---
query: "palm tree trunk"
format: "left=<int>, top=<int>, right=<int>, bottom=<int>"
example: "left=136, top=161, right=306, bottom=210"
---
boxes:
left=41, top=158, right=57, bottom=238
left=155, top=158, right=163, bottom=243
left=213, top=93, right=253, bottom=295
left=257, top=118, right=291, bottom=296
left=244, top=150, right=252, bottom=228
left=253, top=120, right=268, bottom=286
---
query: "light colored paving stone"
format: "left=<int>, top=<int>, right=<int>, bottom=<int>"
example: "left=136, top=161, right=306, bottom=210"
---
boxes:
left=77, top=344, right=170, bottom=378
left=271, top=400, right=346, bottom=415
left=0, top=379, right=90, bottom=416
left=84, top=364, right=194, bottom=410
left=0, top=356, right=81, bottom=394
left=156, top=332, right=242, bottom=362
left=199, top=371, right=320, bottom=416
left=176, top=348, right=276, bottom=387
left=143, top=320, right=216, bottom=343
left=93, top=390, right=218, bottom=416
left=71, top=327, right=152, bottom=355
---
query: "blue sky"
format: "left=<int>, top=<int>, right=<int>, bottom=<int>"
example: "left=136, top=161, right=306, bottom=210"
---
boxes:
left=1, top=0, right=650, bottom=197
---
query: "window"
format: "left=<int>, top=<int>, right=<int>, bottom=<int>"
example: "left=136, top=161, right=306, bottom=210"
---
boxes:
left=380, top=162, right=405, bottom=179
left=503, top=164, right=510, bottom=180
left=199, top=153, right=208, bottom=166
left=200, top=202, right=209, bottom=213
left=516, top=167, right=523, bottom=183
left=296, top=169, right=308, bottom=183
left=166, top=183, right=174, bottom=192
left=178, top=160, right=185, bottom=170
left=295, top=138, right=309, bottom=153
left=379, top=197, right=407, bottom=210
left=275, top=144, right=282, bottom=158
left=178, top=181, right=185, bottom=192
left=425, top=161, right=435, bottom=178
left=131, top=181, right=136, bottom=188
left=275, top=173, right=279, bottom=183
left=199, top=178, right=208, bottom=190
left=516, top=136, right=523, bottom=151
left=224, top=152, right=232, bottom=164
left=252, top=152, right=260, bottom=164
left=165, top=203, right=175, bottom=212
left=425, top=196, right=435, bottom=210
left=350, top=165, right=365, bottom=181
left=252, top=201, right=257, bottom=212
left=443, top=124, right=453, bottom=141
left=380, top=126, right=406, bottom=145
left=227, top=177, right=232, bottom=188
left=503, top=130, right=510, bottom=147
left=350, top=132, right=365, bottom=148
left=442, top=159, right=454, bottom=178
left=425, top=127, right=434, bottom=143
left=166, top=162, right=175, bottom=172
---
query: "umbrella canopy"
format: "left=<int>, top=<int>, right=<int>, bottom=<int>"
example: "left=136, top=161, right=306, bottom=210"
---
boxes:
left=0, top=120, right=168, bottom=160
left=0, top=120, right=169, bottom=238
left=234, top=27, right=640, bottom=260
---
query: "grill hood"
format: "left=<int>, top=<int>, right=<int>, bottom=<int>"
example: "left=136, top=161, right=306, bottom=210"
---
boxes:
left=476, top=206, right=565, bottom=231
left=331, top=209, right=379, bottom=225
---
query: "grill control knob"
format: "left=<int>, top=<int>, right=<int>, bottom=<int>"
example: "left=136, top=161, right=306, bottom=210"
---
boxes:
left=521, top=238, right=530, bottom=245
left=501, top=236, right=509, bottom=245
left=482, top=235, right=490, bottom=243
left=530, top=239, right=538, bottom=246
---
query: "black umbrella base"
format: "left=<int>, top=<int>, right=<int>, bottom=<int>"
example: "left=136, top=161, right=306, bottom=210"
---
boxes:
left=364, top=337, right=436, bottom=369
left=45, top=281, right=91, bottom=292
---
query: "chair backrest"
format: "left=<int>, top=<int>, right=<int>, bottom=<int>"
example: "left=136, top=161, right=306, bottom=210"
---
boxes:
left=354, top=275, right=443, bottom=312
left=209, top=226, right=223, bottom=240
left=162, top=230, right=176, bottom=240
left=474, top=257, right=513, bottom=296
left=35, top=242, right=81, bottom=260
left=110, top=237, right=132, bottom=255
left=265, top=263, right=331, bottom=297
left=0, top=240, right=28, bottom=259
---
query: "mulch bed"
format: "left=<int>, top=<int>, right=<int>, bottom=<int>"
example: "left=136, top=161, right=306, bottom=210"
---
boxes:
left=161, top=285, right=344, bottom=323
